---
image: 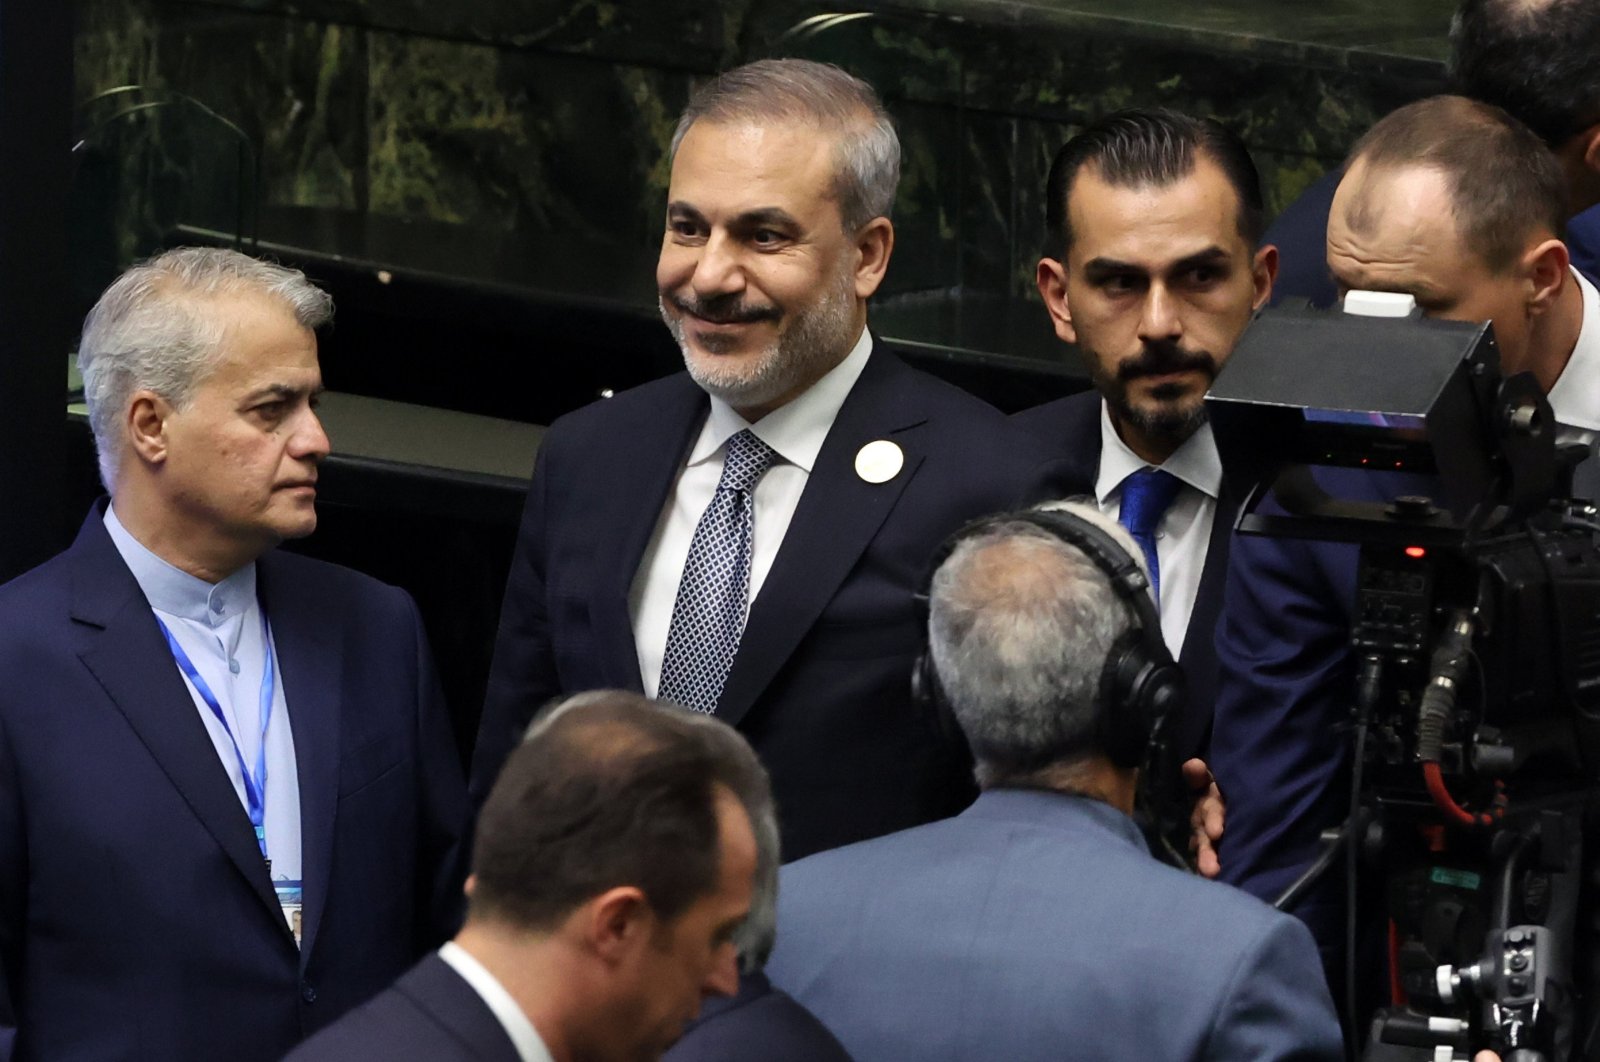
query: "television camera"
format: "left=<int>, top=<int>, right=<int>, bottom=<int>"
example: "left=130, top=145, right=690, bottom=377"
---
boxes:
left=1207, top=293, right=1600, bottom=1062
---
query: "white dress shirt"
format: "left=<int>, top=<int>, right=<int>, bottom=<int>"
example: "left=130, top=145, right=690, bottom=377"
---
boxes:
left=1546, top=268, right=1600, bottom=429
left=438, top=942, right=555, bottom=1062
left=1093, top=405, right=1223, bottom=660
left=631, top=328, right=874, bottom=696
left=103, top=504, right=301, bottom=889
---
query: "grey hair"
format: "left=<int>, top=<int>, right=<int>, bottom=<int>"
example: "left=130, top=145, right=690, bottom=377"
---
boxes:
left=732, top=788, right=781, bottom=972
left=527, top=690, right=780, bottom=969
left=78, top=246, right=333, bottom=490
left=928, top=502, right=1145, bottom=787
left=669, top=58, right=900, bottom=232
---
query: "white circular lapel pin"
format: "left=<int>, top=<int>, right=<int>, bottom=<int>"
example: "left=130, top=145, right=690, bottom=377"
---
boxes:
left=854, top=440, right=904, bottom=484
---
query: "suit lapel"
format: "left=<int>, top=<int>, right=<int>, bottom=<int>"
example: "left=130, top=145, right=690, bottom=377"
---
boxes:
left=591, top=377, right=709, bottom=691
left=1055, top=392, right=1105, bottom=494
left=257, top=553, right=341, bottom=966
left=716, top=352, right=926, bottom=728
left=69, top=510, right=284, bottom=924
left=1175, top=474, right=1244, bottom=755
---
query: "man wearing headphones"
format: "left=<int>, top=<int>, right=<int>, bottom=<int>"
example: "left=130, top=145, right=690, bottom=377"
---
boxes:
left=763, top=503, right=1340, bottom=1062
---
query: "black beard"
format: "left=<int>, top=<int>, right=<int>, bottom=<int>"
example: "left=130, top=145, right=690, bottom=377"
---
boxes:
left=1093, top=340, right=1219, bottom=450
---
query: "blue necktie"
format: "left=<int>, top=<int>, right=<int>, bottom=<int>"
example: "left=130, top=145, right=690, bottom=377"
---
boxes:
left=1118, top=467, right=1182, bottom=600
left=658, top=430, right=780, bottom=714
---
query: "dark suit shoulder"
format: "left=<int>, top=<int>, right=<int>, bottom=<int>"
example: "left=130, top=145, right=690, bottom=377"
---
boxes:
left=668, top=972, right=852, bottom=1062
left=263, top=548, right=409, bottom=605
left=286, top=955, right=521, bottom=1062
left=870, top=356, right=1061, bottom=470
left=546, top=372, right=702, bottom=439
left=1011, top=389, right=1100, bottom=443
left=880, top=355, right=1011, bottom=421
left=0, top=545, right=75, bottom=609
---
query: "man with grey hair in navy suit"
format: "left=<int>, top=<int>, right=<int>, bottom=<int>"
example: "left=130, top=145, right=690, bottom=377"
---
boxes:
left=766, top=502, right=1341, bottom=1062
left=0, top=247, right=466, bottom=1062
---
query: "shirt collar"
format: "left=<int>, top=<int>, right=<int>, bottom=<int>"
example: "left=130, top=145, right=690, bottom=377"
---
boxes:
left=103, top=503, right=257, bottom=626
left=1547, top=267, right=1600, bottom=431
left=691, top=327, right=874, bottom=473
left=1093, top=400, right=1223, bottom=504
left=438, top=942, right=555, bottom=1062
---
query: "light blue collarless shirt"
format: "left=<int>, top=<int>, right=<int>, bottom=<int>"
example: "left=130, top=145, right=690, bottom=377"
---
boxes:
left=103, top=505, right=302, bottom=900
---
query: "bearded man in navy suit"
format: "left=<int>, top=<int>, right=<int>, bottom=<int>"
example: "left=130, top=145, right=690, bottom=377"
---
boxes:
left=0, top=248, right=467, bottom=1061
left=1015, top=110, right=1278, bottom=778
left=473, top=59, right=1061, bottom=859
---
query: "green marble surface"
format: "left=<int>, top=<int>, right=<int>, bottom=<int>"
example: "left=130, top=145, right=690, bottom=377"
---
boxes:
left=882, top=0, right=1455, bottom=64
left=73, top=0, right=1452, bottom=364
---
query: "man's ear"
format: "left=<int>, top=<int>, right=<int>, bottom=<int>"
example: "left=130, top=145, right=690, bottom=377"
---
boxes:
left=127, top=391, right=173, bottom=467
left=853, top=217, right=894, bottom=300
left=1035, top=257, right=1077, bottom=345
left=1251, top=244, right=1280, bottom=311
left=1579, top=123, right=1600, bottom=185
left=582, top=886, right=654, bottom=965
left=1523, top=237, right=1572, bottom=318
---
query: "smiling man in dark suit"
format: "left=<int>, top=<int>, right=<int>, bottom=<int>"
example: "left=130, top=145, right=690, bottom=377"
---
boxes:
left=0, top=248, right=467, bottom=1062
left=1016, top=110, right=1277, bottom=775
left=473, top=59, right=1060, bottom=859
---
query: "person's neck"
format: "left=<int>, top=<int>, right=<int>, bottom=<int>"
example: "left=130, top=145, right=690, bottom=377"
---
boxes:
left=990, top=757, right=1136, bottom=815
left=1110, top=414, right=1183, bottom=467
left=455, top=923, right=573, bottom=1062
left=111, top=491, right=254, bottom=585
left=1530, top=272, right=1586, bottom=395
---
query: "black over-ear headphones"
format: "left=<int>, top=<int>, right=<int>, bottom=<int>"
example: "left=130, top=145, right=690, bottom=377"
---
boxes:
left=911, top=506, right=1186, bottom=770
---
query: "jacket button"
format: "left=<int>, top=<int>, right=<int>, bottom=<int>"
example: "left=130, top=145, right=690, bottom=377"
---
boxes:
left=300, top=983, right=317, bottom=1004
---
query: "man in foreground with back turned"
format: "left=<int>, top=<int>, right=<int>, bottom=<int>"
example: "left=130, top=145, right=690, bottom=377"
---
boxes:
left=765, top=503, right=1341, bottom=1062
left=289, top=691, right=763, bottom=1062
left=0, top=248, right=467, bottom=1061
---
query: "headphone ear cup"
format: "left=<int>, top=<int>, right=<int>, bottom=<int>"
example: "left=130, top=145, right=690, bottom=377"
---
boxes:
left=1098, top=632, right=1147, bottom=769
left=1098, top=634, right=1186, bottom=769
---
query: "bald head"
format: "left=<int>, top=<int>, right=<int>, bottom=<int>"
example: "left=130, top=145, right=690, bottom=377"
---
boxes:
left=1343, top=96, right=1566, bottom=272
left=1329, top=97, right=1576, bottom=383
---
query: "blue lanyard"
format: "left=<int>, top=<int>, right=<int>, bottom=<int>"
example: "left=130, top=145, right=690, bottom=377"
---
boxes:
left=156, top=610, right=276, bottom=861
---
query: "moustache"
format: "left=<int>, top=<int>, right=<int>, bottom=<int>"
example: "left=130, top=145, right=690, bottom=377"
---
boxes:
left=668, top=292, right=782, bottom=327
left=1116, top=342, right=1219, bottom=382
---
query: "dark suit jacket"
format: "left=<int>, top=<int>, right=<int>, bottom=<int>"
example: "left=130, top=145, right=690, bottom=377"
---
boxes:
left=474, top=350, right=1063, bottom=858
left=766, top=789, right=1342, bottom=1062
left=284, top=952, right=521, bottom=1062
left=665, top=970, right=853, bottom=1062
left=1265, top=170, right=1600, bottom=308
left=1210, top=468, right=1433, bottom=957
left=1012, top=389, right=1243, bottom=761
left=0, top=505, right=468, bottom=1062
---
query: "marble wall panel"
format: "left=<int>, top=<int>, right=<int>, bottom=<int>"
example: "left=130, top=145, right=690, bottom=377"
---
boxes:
left=74, top=0, right=1451, bottom=337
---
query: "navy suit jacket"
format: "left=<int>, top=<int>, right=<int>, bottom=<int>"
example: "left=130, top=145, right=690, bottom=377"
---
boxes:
left=0, top=506, right=468, bottom=1062
left=1265, top=170, right=1600, bottom=307
left=474, top=349, right=1064, bottom=858
left=284, top=952, right=521, bottom=1062
left=1012, top=389, right=1243, bottom=761
left=665, top=970, right=853, bottom=1062
left=766, top=789, right=1342, bottom=1062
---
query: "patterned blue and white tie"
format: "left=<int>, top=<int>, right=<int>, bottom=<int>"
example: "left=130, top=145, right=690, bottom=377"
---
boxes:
left=1117, top=467, right=1182, bottom=601
left=657, top=429, right=780, bottom=714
